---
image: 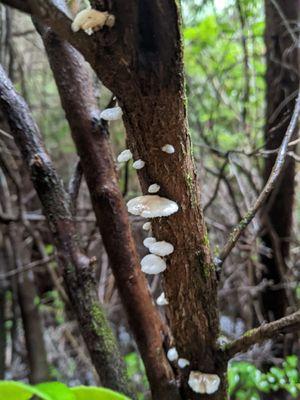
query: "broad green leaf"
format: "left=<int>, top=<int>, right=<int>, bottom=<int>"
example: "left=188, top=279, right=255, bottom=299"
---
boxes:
left=36, top=382, right=75, bottom=400
left=71, top=386, right=131, bottom=400
left=0, top=381, right=52, bottom=400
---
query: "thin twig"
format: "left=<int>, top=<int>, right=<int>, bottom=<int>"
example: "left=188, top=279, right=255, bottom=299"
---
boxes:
left=218, top=91, right=300, bottom=267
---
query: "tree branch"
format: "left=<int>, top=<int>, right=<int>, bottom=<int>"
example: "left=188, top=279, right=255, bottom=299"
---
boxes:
left=0, top=64, right=133, bottom=398
left=0, top=0, right=30, bottom=13
left=224, top=311, right=300, bottom=359
left=218, top=90, right=300, bottom=266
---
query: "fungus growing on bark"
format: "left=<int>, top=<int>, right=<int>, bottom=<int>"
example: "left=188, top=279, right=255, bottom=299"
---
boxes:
left=178, top=358, right=190, bottom=368
left=188, top=371, right=220, bottom=394
left=117, top=149, right=132, bottom=163
left=167, top=347, right=178, bottom=362
left=132, top=159, right=145, bottom=169
left=148, top=183, right=160, bottom=193
left=71, top=9, right=115, bottom=34
left=143, top=237, right=156, bottom=249
left=161, top=144, right=175, bottom=154
left=100, top=106, right=122, bottom=121
left=142, top=222, right=152, bottom=231
left=156, top=292, right=169, bottom=306
left=127, top=195, right=179, bottom=218
left=149, top=241, right=174, bottom=256
left=141, top=254, right=166, bottom=275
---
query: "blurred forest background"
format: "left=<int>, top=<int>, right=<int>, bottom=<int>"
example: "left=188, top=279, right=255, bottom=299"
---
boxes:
left=0, top=0, right=299, bottom=399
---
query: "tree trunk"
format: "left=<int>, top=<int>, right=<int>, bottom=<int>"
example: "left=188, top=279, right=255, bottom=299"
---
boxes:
left=90, top=2, right=223, bottom=398
left=260, top=0, right=300, bottom=325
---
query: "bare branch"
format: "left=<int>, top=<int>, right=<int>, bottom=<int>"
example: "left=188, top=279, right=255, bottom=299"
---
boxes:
left=218, top=91, right=300, bottom=266
left=68, top=160, right=83, bottom=215
left=224, top=311, right=300, bottom=359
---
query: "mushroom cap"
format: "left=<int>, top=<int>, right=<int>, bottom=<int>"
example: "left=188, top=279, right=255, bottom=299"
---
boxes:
left=132, top=159, right=145, bottom=169
left=127, top=195, right=179, bottom=218
left=117, top=149, right=132, bottom=163
left=100, top=106, right=123, bottom=121
left=178, top=358, right=190, bottom=368
left=143, top=237, right=156, bottom=249
left=156, top=292, right=169, bottom=306
left=141, top=254, right=166, bottom=275
left=161, top=144, right=175, bottom=154
left=188, top=371, right=220, bottom=395
left=142, top=222, right=152, bottom=231
left=167, top=347, right=178, bottom=362
left=148, top=183, right=160, bottom=193
left=149, top=241, right=174, bottom=256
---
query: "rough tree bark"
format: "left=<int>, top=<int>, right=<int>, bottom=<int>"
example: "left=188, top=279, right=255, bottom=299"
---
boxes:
left=0, top=64, right=133, bottom=397
left=260, top=0, right=299, bottom=323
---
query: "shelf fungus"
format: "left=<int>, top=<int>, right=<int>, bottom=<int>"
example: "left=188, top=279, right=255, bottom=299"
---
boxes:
left=161, top=144, right=175, bottom=154
left=142, top=222, right=152, bottom=231
left=167, top=347, right=178, bottom=362
left=143, top=237, right=156, bottom=249
left=178, top=358, right=190, bottom=368
left=127, top=195, right=179, bottom=218
left=71, top=9, right=115, bottom=35
left=156, top=292, right=169, bottom=306
left=132, top=159, right=145, bottom=170
left=148, top=183, right=160, bottom=193
left=188, top=371, right=220, bottom=395
left=149, top=241, right=174, bottom=257
left=117, top=149, right=132, bottom=163
left=141, top=254, right=166, bottom=275
left=100, top=106, right=123, bottom=121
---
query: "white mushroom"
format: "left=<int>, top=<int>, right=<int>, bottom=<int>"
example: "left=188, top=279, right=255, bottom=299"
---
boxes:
left=142, top=222, right=152, bottom=231
left=149, top=241, right=174, bottom=257
left=156, top=292, right=169, bottom=306
left=161, top=144, right=175, bottom=154
left=178, top=358, right=190, bottom=368
left=167, top=347, right=178, bottom=362
left=132, top=159, right=145, bottom=170
left=117, top=149, right=132, bottom=163
left=127, top=195, right=179, bottom=218
left=100, top=106, right=123, bottom=121
left=148, top=183, right=160, bottom=193
left=71, top=9, right=115, bottom=33
left=143, top=237, right=156, bottom=249
left=188, top=371, right=220, bottom=395
left=141, top=254, right=166, bottom=275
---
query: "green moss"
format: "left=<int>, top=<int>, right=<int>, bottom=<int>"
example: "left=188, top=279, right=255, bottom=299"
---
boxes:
left=202, top=232, right=210, bottom=247
left=90, top=303, right=117, bottom=351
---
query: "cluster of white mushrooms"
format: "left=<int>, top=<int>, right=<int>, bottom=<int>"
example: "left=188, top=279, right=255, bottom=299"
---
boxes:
left=71, top=6, right=115, bottom=35
left=93, top=103, right=220, bottom=395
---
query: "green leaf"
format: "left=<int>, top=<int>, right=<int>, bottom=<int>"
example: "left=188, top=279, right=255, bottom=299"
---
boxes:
left=71, top=386, right=131, bottom=400
left=36, top=382, right=76, bottom=400
left=0, top=381, right=52, bottom=400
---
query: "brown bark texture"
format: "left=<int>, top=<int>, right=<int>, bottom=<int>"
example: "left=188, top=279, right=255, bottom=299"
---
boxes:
left=0, top=64, right=133, bottom=397
left=261, top=0, right=300, bottom=321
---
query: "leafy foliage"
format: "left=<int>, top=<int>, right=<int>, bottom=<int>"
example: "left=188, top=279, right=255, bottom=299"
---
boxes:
left=228, top=356, right=300, bottom=399
left=0, top=381, right=130, bottom=400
